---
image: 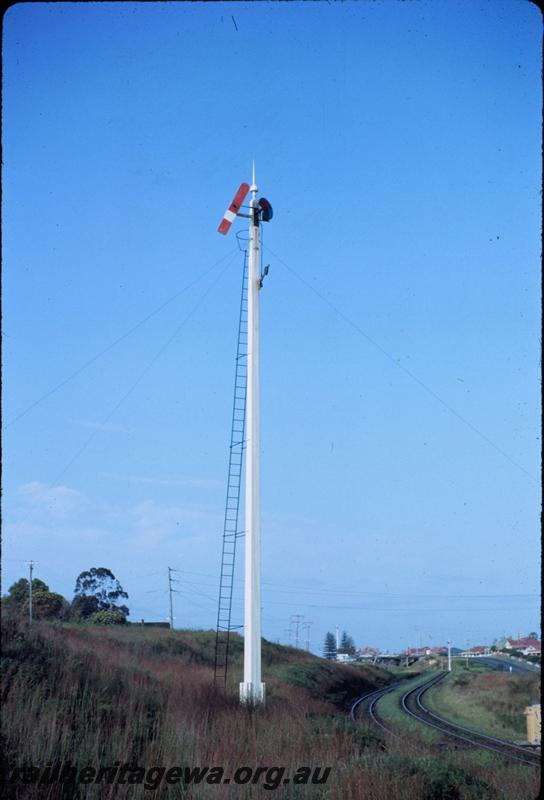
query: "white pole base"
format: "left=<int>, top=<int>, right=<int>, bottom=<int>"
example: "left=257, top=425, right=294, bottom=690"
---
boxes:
left=239, top=682, right=266, bottom=705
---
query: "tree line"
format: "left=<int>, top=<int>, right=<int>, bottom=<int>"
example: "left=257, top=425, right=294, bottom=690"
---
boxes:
left=323, top=630, right=356, bottom=660
left=1, top=567, right=130, bottom=625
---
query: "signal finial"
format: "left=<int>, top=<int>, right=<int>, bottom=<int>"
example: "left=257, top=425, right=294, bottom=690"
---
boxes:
left=250, top=160, right=258, bottom=196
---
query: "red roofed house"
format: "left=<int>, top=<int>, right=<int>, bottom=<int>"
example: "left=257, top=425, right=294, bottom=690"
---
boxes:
left=504, top=637, right=541, bottom=656
left=459, top=645, right=490, bottom=656
left=405, top=647, right=431, bottom=656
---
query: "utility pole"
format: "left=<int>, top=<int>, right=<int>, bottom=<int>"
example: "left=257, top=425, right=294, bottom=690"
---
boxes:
left=167, top=567, right=177, bottom=630
left=291, top=614, right=304, bottom=649
left=28, top=560, right=34, bottom=622
left=447, top=640, right=452, bottom=672
left=240, top=162, right=266, bottom=706
left=302, top=621, right=313, bottom=652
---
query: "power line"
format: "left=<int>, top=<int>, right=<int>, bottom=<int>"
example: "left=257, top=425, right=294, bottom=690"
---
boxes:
left=290, top=614, right=304, bottom=649
left=266, top=245, right=538, bottom=486
left=168, top=567, right=179, bottom=630
left=264, top=601, right=539, bottom=613
left=58, top=256, right=236, bottom=484
left=169, top=589, right=216, bottom=613
left=38, top=254, right=237, bottom=493
left=5, top=249, right=237, bottom=429
left=28, top=560, right=35, bottom=623
left=178, top=579, right=223, bottom=604
left=144, top=569, right=539, bottom=600
left=301, top=620, right=313, bottom=651
left=8, top=255, right=237, bottom=538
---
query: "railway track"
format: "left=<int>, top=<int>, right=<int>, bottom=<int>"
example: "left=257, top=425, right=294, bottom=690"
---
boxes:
left=350, top=681, right=403, bottom=734
left=351, top=671, right=541, bottom=768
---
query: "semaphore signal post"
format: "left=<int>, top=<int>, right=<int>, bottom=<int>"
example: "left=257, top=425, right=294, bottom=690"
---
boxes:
left=217, top=163, right=272, bottom=705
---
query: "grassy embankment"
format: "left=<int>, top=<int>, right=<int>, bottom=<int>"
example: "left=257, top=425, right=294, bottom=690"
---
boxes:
left=344, top=662, right=541, bottom=798
left=424, top=662, right=541, bottom=743
left=1, top=617, right=540, bottom=800
left=369, top=668, right=443, bottom=744
left=0, top=614, right=386, bottom=800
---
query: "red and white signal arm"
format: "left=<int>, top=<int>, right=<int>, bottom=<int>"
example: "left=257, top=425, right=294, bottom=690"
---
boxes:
left=217, top=182, right=250, bottom=235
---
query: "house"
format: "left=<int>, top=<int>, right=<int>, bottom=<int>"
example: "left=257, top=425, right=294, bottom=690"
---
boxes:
left=460, top=645, right=490, bottom=656
left=404, top=646, right=431, bottom=657
left=504, top=638, right=541, bottom=656
left=336, top=652, right=354, bottom=663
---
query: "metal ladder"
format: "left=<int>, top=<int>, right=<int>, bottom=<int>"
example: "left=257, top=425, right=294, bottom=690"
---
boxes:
left=214, top=250, right=248, bottom=685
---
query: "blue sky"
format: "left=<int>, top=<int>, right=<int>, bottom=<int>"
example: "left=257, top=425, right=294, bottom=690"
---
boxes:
left=2, top=1, right=541, bottom=653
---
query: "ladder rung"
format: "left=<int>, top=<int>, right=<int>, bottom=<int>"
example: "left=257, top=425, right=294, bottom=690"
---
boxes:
left=215, top=261, right=249, bottom=684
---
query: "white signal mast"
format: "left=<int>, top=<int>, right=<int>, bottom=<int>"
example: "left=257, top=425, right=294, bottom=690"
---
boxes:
left=241, top=162, right=265, bottom=704
left=217, top=163, right=272, bottom=705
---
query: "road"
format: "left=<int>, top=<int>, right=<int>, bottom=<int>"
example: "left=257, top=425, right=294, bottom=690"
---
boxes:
left=477, top=655, right=540, bottom=673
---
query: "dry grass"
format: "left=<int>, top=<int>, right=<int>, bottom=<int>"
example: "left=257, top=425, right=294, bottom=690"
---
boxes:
left=424, top=666, right=541, bottom=742
left=1, top=616, right=540, bottom=800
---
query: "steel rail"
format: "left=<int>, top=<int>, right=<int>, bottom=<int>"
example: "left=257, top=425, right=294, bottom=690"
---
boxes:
left=351, top=672, right=540, bottom=768
left=416, top=674, right=539, bottom=752
left=351, top=680, right=409, bottom=738
left=350, top=683, right=398, bottom=721
left=400, top=672, right=540, bottom=768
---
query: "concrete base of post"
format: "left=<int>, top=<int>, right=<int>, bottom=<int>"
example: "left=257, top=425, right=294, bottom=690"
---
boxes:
left=240, top=682, right=266, bottom=705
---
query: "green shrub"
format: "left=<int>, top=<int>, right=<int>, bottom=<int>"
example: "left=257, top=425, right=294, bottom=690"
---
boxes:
left=452, top=672, right=470, bottom=688
left=87, top=609, right=127, bottom=625
left=21, top=591, right=68, bottom=620
left=277, top=661, right=389, bottom=709
left=418, top=760, right=491, bottom=800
